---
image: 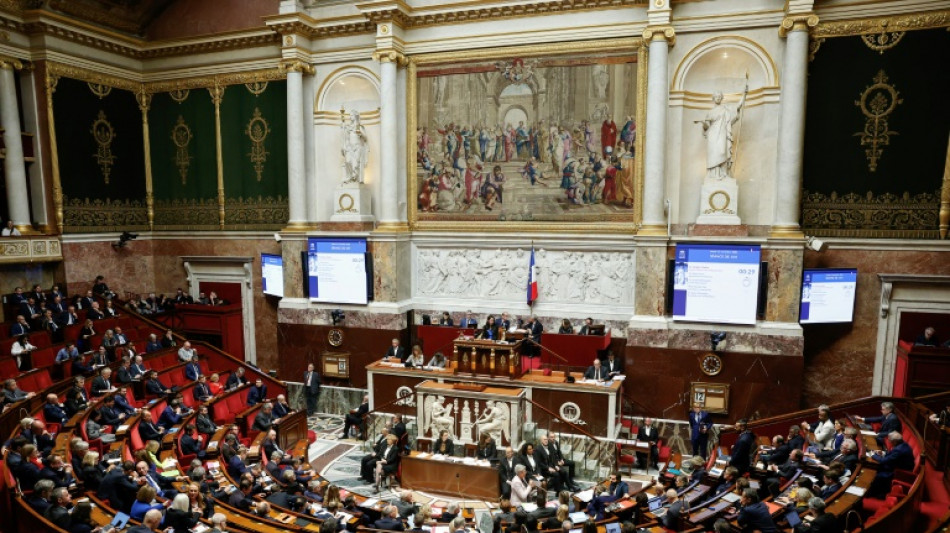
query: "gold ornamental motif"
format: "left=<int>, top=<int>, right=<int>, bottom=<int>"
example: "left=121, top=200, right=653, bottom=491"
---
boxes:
left=171, top=115, right=193, bottom=184
left=337, top=193, right=356, bottom=213
left=860, top=30, right=905, bottom=54
left=223, top=196, right=289, bottom=229
left=704, top=190, right=734, bottom=215
left=87, top=82, right=112, bottom=99
left=245, top=108, right=270, bottom=182
left=245, top=81, right=268, bottom=96
left=169, top=88, right=190, bottom=103
left=854, top=70, right=901, bottom=172
left=62, top=196, right=148, bottom=233
left=90, top=110, right=117, bottom=184
left=153, top=198, right=219, bottom=230
left=801, top=189, right=940, bottom=239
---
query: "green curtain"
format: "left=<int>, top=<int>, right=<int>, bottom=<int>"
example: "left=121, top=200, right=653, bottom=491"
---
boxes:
left=802, top=28, right=950, bottom=237
left=55, top=77, right=147, bottom=232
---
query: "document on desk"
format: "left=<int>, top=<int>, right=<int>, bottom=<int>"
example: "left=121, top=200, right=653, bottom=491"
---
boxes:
left=575, top=489, right=594, bottom=502
left=361, top=498, right=379, bottom=508
left=845, top=486, right=866, bottom=497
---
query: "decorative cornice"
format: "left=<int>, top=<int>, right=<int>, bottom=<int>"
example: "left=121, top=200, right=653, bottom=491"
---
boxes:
left=0, top=54, right=21, bottom=69
left=46, top=60, right=285, bottom=94
left=277, top=58, right=314, bottom=76
left=642, top=25, right=675, bottom=45
left=265, top=13, right=375, bottom=40
left=357, top=1, right=413, bottom=29
left=405, top=0, right=646, bottom=29
left=47, top=61, right=139, bottom=92
left=779, top=13, right=819, bottom=37
left=812, top=9, right=950, bottom=38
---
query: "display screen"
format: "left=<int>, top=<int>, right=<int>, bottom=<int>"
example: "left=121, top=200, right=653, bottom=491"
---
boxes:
left=261, top=253, right=284, bottom=297
left=307, top=237, right=369, bottom=305
left=672, top=243, right=762, bottom=325
left=799, top=268, right=857, bottom=324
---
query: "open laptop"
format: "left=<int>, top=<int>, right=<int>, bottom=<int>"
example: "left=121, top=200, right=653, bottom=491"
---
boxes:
left=648, top=498, right=663, bottom=512
left=604, top=522, right=621, bottom=533
left=108, top=512, right=131, bottom=530
left=785, top=509, right=803, bottom=527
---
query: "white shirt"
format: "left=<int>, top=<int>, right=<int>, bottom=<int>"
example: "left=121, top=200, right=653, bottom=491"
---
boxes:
left=11, top=341, right=36, bottom=355
left=1, top=227, right=21, bottom=236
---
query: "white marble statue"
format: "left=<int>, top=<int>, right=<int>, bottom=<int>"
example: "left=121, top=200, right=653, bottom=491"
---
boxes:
left=475, top=400, right=510, bottom=444
left=698, top=82, right=748, bottom=180
left=425, top=395, right=456, bottom=439
left=341, top=109, right=368, bottom=184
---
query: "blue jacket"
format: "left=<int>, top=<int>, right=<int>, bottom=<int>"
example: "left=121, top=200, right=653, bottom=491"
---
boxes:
left=737, top=501, right=778, bottom=532
left=689, top=410, right=712, bottom=440
left=44, top=403, right=69, bottom=425
left=876, top=442, right=915, bottom=473
left=159, top=406, right=182, bottom=428
left=246, top=385, right=267, bottom=406
left=185, top=362, right=202, bottom=381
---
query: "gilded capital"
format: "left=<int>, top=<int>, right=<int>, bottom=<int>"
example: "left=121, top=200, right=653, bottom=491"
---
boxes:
left=0, top=56, right=23, bottom=71
left=136, top=89, right=152, bottom=113
left=642, top=26, right=675, bottom=46
left=278, top=59, right=315, bottom=76
left=372, top=49, right=408, bottom=66
left=779, top=13, right=819, bottom=37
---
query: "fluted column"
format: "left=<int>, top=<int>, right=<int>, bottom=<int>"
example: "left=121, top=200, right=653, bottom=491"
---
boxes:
left=771, top=14, right=817, bottom=239
left=640, top=27, right=674, bottom=236
left=0, top=57, right=29, bottom=231
left=374, top=50, right=406, bottom=230
left=281, top=59, right=314, bottom=230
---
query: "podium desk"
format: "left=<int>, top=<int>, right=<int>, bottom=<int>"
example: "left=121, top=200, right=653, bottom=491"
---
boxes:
left=453, top=338, right=523, bottom=379
left=400, top=451, right=500, bottom=499
left=542, top=330, right=612, bottom=367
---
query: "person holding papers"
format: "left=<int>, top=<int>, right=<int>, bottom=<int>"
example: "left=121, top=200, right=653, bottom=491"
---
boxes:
left=583, top=358, right=608, bottom=381
left=604, top=352, right=623, bottom=377
left=508, top=464, right=537, bottom=506
left=406, top=346, right=425, bottom=367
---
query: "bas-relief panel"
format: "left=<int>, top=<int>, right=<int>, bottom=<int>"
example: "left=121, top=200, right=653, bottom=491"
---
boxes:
left=413, top=44, right=641, bottom=227
left=802, top=248, right=950, bottom=406
left=414, top=247, right=634, bottom=306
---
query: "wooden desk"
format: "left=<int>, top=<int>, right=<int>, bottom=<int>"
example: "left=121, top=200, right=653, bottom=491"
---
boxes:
left=275, top=409, right=309, bottom=451
left=453, top=338, right=523, bottom=379
left=400, top=451, right=500, bottom=499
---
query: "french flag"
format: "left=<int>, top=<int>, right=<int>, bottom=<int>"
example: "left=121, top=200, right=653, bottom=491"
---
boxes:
left=527, top=246, right=538, bottom=305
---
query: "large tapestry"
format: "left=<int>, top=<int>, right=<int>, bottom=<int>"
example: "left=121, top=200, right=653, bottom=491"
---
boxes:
left=411, top=40, right=643, bottom=229
left=802, top=24, right=950, bottom=238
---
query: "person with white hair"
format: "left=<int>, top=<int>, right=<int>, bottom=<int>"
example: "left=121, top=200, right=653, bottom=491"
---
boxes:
left=868, top=431, right=915, bottom=498
left=165, top=492, right=201, bottom=532
left=209, top=513, right=228, bottom=533
left=508, top=464, right=537, bottom=506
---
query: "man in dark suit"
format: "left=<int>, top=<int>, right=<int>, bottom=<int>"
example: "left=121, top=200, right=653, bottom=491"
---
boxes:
left=273, top=394, right=291, bottom=418
left=86, top=301, right=104, bottom=321
left=252, top=402, right=275, bottom=433
left=342, top=394, right=369, bottom=439
left=583, top=358, right=609, bottom=381
left=303, top=363, right=321, bottom=415
left=225, top=367, right=248, bottom=390
left=10, top=315, right=30, bottom=336
left=459, top=310, right=478, bottom=328
left=603, top=352, right=624, bottom=377
left=25, top=479, right=54, bottom=514
left=523, top=316, right=543, bottom=357
left=868, top=431, right=915, bottom=497
left=392, top=414, right=407, bottom=439
left=145, top=371, right=171, bottom=397
left=131, top=355, right=148, bottom=378
left=795, top=497, right=837, bottom=533
left=20, top=298, right=41, bottom=327
left=185, top=355, right=202, bottom=381
left=195, top=405, right=218, bottom=436
left=737, top=488, right=778, bottom=532
left=638, top=417, right=661, bottom=469
left=97, top=395, right=125, bottom=427
left=138, top=410, right=165, bottom=442
left=43, top=487, right=72, bottom=529
left=90, top=368, right=114, bottom=397
left=97, top=461, right=140, bottom=513
left=760, top=435, right=792, bottom=466
left=374, top=505, right=405, bottom=531
left=497, top=446, right=518, bottom=497
left=129, top=510, right=164, bottom=533
left=40, top=309, right=62, bottom=343
left=858, top=401, right=903, bottom=447
left=729, top=418, right=756, bottom=474
left=193, top=375, right=213, bottom=402
left=689, top=405, right=713, bottom=459
left=247, top=379, right=268, bottom=406
left=385, top=338, right=407, bottom=362
left=533, top=435, right=565, bottom=492
left=816, top=438, right=859, bottom=473
left=766, top=449, right=803, bottom=495
left=113, top=387, right=137, bottom=417
left=606, top=471, right=629, bottom=500
left=360, top=428, right=390, bottom=482
left=56, top=305, right=79, bottom=328
left=43, top=394, right=69, bottom=425
left=180, top=424, right=204, bottom=457
left=661, top=489, right=686, bottom=530
left=47, top=295, right=64, bottom=315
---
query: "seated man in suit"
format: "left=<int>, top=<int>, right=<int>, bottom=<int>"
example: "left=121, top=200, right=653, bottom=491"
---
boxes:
left=385, top=338, right=407, bottom=362
left=180, top=424, right=205, bottom=458
left=97, top=461, right=139, bottom=513
left=90, top=368, right=115, bottom=397
left=195, top=405, right=218, bottom=436
left=97, top=395, right=126, bottom=427
left=38, top=454, right=75, bottom=488
left=144, top=370, right=172, bottom=397
left=814, top=438, right=859, bottom=473
left=43, top=393, right=69, bottom=425
left=765, top=449, right=803, bottom=495
left=184, top=354, right=203, bottom=381
left=856, top=401, right=903, bottom=447
left=795, top=497, right=837, bottom=533
left=341, top=394, right=369, bottom=439
left=252, top=402, right=276, bottom=433
left=273, top=394, right=291, bottom=418
left=661, top=489, right=686, bottom=530
left=138, top=410, right=165, bottom=442
left=361, top=428, right=390, bottom=482
left=193, top=375, right=213, bottom=403
left=145, top=334, right=163, bottom=354
left=115, top=358, right=135, bottom=384
left=374, top=505, right=405, bottom=531
left=2, top=378, right=35, bottom=406
left=458, top=310, right=478, bottom=328
left=113, top=387, right=138, bottom=417
left=604, top=352, right=624, bottom=377
left=261, top=429, right=288, bottom=463
left=583, top=358, right=609, bottom=381
left=43, top=487, right=72, bottom=529
left=159, top=396, right=191, bottom=429
left=760, top=434, right=792, bottom=465
left=868, top=431, right=915, bottom=498
left=246, top=379, right=268, bottom=406
left=131, top=355, right=148, bottom=378
left=737, top=488, right=778, bottom=533
left=9, top=315, right=31, bottom=337
left=225, top=367, right=248, bottom=390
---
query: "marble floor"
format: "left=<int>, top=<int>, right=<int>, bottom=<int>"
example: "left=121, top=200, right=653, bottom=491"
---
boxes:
left=305, top=412, right=666, bottom=508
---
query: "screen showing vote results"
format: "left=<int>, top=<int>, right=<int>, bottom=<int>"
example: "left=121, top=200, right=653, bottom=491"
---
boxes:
left=307, top=238, right=368, bottom=305
left=672, top=244, right=761, bottom=325
left=799, top=269, right=857, bottom=324
left=261, top=253, right=284, bottom=297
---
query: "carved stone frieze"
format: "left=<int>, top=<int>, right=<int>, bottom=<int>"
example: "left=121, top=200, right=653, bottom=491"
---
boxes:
left=414, top=247, right=634, bottom=305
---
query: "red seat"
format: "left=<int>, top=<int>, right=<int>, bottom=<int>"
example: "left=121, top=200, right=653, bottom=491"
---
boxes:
left=31, top=347, right=55, bottom=368
left=30, top=332, right=52, bottom=349
left=0, top=358, right=18, bottom=379
left=213, top=401, right=232, bottom=424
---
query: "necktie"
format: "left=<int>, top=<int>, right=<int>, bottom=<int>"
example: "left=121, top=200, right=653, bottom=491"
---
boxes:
left=147, top=474, right=160, bottom=491
left=306, top=373, right=311, bottom=386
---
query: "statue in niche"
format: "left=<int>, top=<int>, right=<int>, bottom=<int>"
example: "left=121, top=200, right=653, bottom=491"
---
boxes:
left=341, top=109, right=368, bottom=185
left=698, top=81, right=748, bottom=180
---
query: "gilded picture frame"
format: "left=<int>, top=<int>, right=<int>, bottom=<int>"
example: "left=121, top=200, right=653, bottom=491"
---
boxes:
left=407, top=38, right=646, bottom=233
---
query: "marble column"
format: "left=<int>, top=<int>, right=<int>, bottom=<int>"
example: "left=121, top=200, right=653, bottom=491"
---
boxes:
left=283, top=62, right=311, bottom=230
left=640, top=29, right=673, bottom=236
left=0, top=58, right=29, bottom=229
left=771, top=16, right=816, bottom=239
left=376, top=51, right=402, bottom=229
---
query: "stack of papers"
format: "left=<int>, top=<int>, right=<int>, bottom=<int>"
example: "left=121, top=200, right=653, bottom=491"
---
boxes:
left=574, top=489, right=594, bottom=502
left=520, top=503, right=538, bottom=513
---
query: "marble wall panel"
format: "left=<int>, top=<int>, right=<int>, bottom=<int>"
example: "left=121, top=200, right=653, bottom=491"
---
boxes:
left=371, top=239, right=411, bottom=303
left=62, top=239, right=156, bottom=296
left=763, top=247, right=803, bottom=323
left=281, top=238, right=305, bottom=299
left=802, top=248, right=950, bottom=407
left=634, top=244, right=666, bottom=316
left=286, top=383, right=364, bottom=416
left=627, top=328, right=804, bottom=356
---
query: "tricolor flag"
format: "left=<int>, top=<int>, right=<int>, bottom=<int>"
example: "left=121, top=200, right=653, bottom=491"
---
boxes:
left=527, top=246, right=538, bottom=305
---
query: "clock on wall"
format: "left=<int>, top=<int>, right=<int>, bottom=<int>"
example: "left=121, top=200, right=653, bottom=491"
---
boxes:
left=701, top=353, right=723, bottom=376
left=328, top=329, right=344, bottom=347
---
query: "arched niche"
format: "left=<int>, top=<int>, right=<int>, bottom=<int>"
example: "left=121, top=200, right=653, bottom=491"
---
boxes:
left=672, top=36, right=778, bottom=97
left=317, top=67, right=381, bottom=112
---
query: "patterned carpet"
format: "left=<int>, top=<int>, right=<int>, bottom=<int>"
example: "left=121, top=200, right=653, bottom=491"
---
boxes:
left=305, top=412, right=661, bottom=507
